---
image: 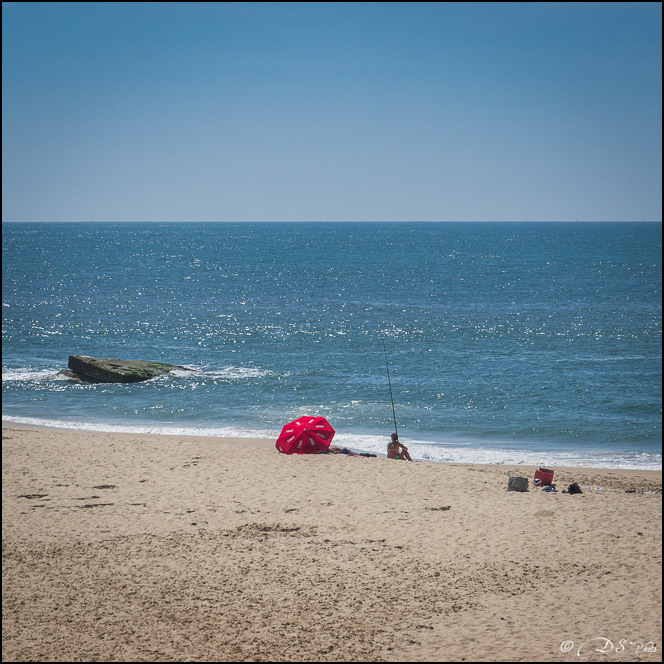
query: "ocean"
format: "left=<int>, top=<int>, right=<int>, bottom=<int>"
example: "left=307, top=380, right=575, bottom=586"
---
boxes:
left=2, top=221, right=661, bottom=469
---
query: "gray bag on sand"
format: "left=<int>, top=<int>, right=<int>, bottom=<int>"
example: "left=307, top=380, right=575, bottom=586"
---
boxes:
left=507, top=476, right=529, bottom=492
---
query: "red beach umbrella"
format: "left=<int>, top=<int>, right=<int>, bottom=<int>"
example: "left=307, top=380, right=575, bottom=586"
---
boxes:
left=275, top=416, right=335, bottom=454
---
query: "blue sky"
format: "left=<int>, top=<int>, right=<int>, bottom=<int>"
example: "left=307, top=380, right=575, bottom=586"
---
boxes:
left=2, top=2, right=662, bottom=222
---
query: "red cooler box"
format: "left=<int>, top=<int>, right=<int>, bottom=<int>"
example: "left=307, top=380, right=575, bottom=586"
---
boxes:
left=534, top=467, right=554, bottom=486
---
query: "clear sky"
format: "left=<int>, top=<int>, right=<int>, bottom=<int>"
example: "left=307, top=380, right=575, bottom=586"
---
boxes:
left=2, top=2, right=662, bottom=222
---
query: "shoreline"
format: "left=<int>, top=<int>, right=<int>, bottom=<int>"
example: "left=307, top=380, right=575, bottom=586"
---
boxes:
left=3, top=420, right=661, bottom=490
left=3, top=421, right=661, bottom=661
left=3, top=417, right=661, bottom=470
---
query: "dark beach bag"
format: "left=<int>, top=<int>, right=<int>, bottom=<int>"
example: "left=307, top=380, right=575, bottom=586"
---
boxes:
left=567, top=482, right=583, bottom=494
left=507, top=476, right=529, bottom=492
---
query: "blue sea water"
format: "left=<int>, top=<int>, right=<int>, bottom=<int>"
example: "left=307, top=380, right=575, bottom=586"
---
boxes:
left=2, top=221, right=661, bottom=469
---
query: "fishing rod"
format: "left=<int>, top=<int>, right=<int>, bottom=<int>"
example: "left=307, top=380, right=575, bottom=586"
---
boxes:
left=382, top=338, right=398, bottom=436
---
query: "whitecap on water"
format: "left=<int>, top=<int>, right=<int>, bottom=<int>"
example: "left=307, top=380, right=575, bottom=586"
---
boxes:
left=172, top=365, right=273, bottom=380
left=2, top=367, right=66, bottom=382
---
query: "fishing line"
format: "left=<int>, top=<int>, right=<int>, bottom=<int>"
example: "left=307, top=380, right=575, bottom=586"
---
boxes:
left=383, top=338, right=398, bottom=436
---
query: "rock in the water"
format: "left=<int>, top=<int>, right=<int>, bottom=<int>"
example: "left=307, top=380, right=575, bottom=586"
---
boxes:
left=67, top=355, right=186, bottom=383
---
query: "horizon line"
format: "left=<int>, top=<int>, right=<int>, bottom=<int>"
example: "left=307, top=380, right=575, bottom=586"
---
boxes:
left=2, top=219, right=661, bottom=224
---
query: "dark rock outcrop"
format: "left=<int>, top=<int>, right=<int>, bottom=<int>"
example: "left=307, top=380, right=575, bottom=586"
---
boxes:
left=66, top=355, right=187, bottom=383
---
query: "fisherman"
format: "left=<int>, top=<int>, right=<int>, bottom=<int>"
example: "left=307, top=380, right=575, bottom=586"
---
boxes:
left=387, top=433, right=412, bottom=461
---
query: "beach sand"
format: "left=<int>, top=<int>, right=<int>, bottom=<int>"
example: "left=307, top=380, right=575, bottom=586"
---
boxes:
left=2, top=421, right=661, bottom=662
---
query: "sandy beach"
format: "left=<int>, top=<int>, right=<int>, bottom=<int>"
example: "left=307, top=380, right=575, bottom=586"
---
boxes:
left=2, top=421, right=661, bottom=662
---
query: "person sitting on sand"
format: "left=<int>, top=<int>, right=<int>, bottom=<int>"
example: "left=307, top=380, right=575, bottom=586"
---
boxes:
left=387, top=433, right=412, bottom=461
